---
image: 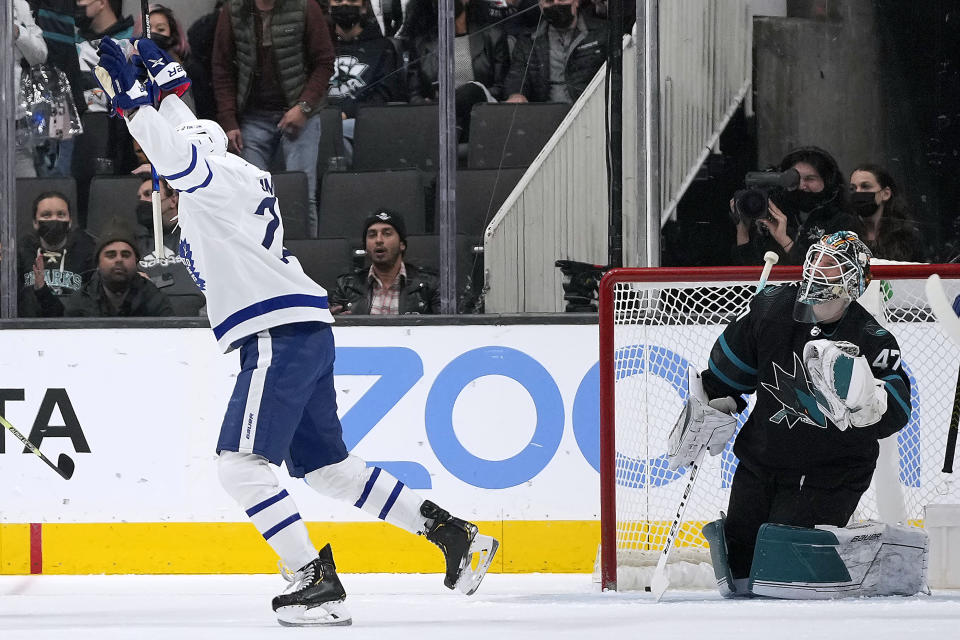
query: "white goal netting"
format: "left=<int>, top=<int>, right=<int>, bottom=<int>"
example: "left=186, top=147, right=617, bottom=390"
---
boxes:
left=599, top=266, right=960, bottom=590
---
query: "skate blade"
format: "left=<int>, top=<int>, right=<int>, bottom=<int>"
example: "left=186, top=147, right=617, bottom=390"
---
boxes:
left=276, top=600, right=352, bottom=627
left=455, top=534, right=499, bottom=596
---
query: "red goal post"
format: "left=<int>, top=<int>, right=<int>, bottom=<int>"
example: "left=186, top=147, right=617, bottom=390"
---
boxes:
left=598, top=264, right=960, bottom=591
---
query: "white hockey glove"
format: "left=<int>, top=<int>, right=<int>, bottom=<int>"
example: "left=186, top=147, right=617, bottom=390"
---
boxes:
left=802, top=339, right=888, bottom=430
left=667, top=367, right=738, bottom=470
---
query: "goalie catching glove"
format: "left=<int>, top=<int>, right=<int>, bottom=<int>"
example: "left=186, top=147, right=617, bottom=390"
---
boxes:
left=802, top=339, right=887, bottom=430
left=668, top=367, right=739, bottom=470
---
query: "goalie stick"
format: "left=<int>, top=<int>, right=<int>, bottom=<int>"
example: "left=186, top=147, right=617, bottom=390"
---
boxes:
left=0, top=414, right=75, bottom=480
left=648, top=251, right=780, bottom=600
left=925, top=274, right=960, bottom=474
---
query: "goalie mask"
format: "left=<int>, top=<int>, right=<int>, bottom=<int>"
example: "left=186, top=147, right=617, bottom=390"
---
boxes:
left=175, top=119, right=228, bottom=158
left=794, top=231, right=872, bottom=323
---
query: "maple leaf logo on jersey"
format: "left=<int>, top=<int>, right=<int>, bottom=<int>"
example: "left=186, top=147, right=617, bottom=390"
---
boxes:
left=328, top=55, right=370, bottom=98
left=760, top=352, right=827, bottom=429
left=178, top=238, right=206, bottom=291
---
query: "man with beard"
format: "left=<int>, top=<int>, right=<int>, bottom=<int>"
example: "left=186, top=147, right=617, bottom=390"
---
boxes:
left=330, top=210, right=440, bottom=314
left=504, top=0, right=608, bottom=104
left=33, top=220, right=174, bottom=317
left=16, top=191, right=96, bottom=317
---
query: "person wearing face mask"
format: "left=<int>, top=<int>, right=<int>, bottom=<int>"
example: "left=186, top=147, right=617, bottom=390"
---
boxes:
left=400, top=0, right=509, bottom=139
left=33, top=220, right=175, bottom=318
left=732, top=146, right=863, bottom=266
left=849, top=163, right=926, bottom=263
left=327, top=0, right=404, bottom=161
left=134, top=5, right=198, bottom=112
left=504, top=0, right=608, bottom=105
left=15, top=191, right=97, bottom=317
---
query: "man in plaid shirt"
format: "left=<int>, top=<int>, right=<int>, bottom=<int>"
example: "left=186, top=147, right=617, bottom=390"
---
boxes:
left=330, top=210, right=441, bottom=315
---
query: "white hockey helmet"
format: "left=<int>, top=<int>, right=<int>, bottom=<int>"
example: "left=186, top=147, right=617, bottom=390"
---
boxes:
left=794, top=230, right=872, bottom=323
left=175, top=119, right=228, bottom=157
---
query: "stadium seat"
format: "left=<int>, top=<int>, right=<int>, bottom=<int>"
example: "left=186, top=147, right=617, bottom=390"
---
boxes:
left=85, top=175, right=144, bottom=237
left=466, top=103, right=570, bottom=169
left=352, top=104, right=439, bottom=171
left=272, top=171, right=310, bottom=240
left=454, top=168, right=526, bottom=236
left=400, top=233, right=483, bottom=290
left=285, top=237, right=354, bottom=291
left=317, top=169, right=427, bottom=239
left=15, top=177, right=78, bottom=237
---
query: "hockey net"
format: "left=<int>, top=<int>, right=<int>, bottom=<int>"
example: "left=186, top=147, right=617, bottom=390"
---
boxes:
left=598, top=264, right=960, bottom=591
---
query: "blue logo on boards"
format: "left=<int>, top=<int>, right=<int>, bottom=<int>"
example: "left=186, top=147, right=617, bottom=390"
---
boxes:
left=332, top=343, right=924, bottom=491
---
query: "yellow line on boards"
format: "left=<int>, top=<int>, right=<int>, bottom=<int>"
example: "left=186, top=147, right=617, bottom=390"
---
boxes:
left=0, top=521, right=601, bottom=575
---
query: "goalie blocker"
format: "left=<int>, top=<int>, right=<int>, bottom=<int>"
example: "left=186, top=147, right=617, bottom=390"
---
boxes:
left=702, top=517, right=929, bottom=599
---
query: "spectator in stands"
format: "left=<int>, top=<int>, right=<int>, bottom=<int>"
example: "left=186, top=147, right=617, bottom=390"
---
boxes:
left=212, top=0, right=335, bottom=237
left=849, top=164, right=926, bottom=263
left=16, top=191, right=97, bottom=317
left=477, top=0, right=541, bottom=37
left=186, top=0, right=225, bottom=121
left=504, top=0, right=608, bottom=105
left=72, top=0, right=138, bottom=226
left=133, top=4, right=197, bottom=111
left=33, top=220, right=174, bottom=317
left=328, top=0, right=405, bottom=161
left=131, top=179, right=207, bottom=316
left=14, top=0, right=48, bottom=177
left=31, top=0, right=86, bottom=178
left=732, top=146, right=861, bottom=266
left=134, top=175, right=182, bottom=260
left=402, top=0, right=510, bottom=139
left=330, top=210, right=440, bottom=314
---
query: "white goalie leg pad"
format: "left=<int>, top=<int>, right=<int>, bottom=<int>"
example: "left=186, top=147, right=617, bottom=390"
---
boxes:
left=218, top=451, right=317, bottom=571
left=750, top=520, right=929, bottom=599
left=305, top=455, right=427, bottom=534
left=803, top=339, right=887, bottom=429
left=668, top=367, right=738, bottom=470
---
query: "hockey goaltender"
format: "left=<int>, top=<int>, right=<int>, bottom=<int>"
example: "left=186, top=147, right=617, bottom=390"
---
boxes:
left=669, top=231, right=928, bottom=599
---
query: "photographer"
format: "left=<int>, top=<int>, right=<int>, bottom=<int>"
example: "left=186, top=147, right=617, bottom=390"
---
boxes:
left=732, top=146, right=861, bottom=266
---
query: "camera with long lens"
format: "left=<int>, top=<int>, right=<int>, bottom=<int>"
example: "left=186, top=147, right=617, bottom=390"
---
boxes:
left=731, top=168, right=800, bottom=223
left=555, top=260, right=607, bottom=312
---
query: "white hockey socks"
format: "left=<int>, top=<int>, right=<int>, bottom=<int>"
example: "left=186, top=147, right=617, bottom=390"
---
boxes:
left=218, top=451, right=317, bottom=571
left=305, top=455, right=427, bottom=534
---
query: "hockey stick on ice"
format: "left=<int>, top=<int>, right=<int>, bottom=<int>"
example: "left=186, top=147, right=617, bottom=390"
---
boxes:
left=925, top=274, right=960, bottom=474
left=0, top=414, right=75, bottom=480
left=648, top=251, right=780, bottom=601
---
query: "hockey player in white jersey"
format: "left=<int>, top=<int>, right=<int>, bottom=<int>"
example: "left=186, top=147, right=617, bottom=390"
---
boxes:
left=94, top=36, right=498, bottom=626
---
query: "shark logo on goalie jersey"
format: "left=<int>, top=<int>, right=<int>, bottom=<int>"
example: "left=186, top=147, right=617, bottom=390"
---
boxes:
left=761, top=352, right=828, bottom=429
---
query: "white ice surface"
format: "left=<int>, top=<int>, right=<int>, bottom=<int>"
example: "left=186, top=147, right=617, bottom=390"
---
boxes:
left=1, top=573, right=959, bottom=640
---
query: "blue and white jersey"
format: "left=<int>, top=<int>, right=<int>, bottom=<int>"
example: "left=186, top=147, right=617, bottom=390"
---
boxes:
left=127, top=101, right=333, bottom=352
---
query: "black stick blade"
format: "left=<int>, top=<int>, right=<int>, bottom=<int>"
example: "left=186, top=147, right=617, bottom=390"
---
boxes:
left=56, top=454, right=76, bottom=480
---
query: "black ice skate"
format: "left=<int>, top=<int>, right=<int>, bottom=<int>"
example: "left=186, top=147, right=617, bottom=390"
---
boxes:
left=272, top=543, right=351, bottom=626
left=421, top=500, right=499, bottom=596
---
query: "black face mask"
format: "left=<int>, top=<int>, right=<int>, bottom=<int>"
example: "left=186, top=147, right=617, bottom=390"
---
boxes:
left=331, top=5, right=363, bottom=30
left=781, top=189, right=828, bottom=214
left=850, top=191, right=880, bottom=217
left=150, top=33, right=175, bottom=51
left=543, top=5, right=575, bottom=29
left=136, top=201, right=155, bottom=227
left=37, top=220, right=70, bottom=246
left=74, top=8, right=92, bottom=33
